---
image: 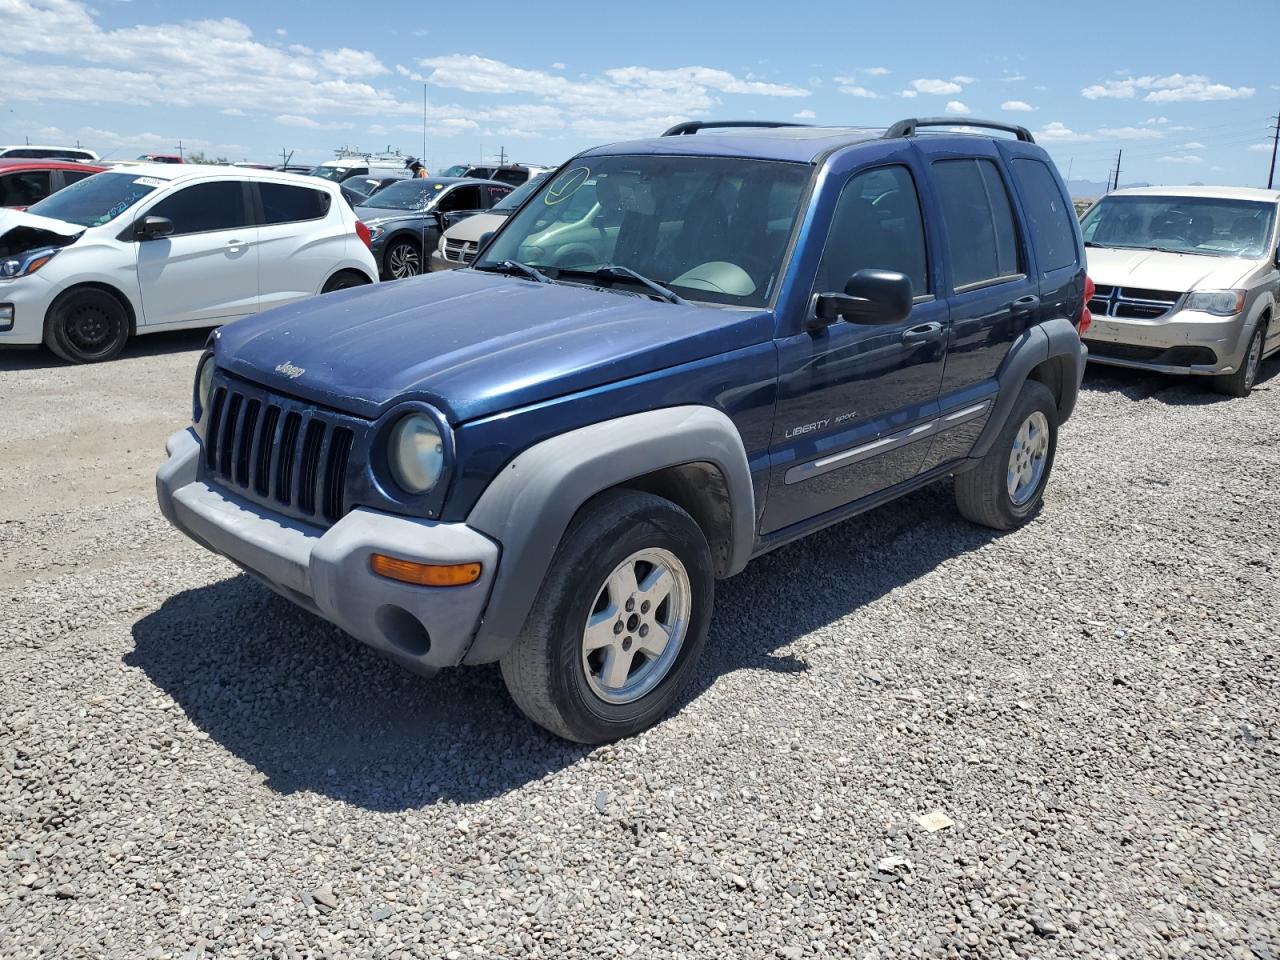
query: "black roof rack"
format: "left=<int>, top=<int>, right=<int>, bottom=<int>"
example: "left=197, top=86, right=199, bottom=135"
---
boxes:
left=661, top=120, right=811, bottom=137
left=884, top=117, right=1035, bottom=144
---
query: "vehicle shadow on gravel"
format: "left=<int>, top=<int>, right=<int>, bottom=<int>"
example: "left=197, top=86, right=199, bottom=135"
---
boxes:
left=127, top=481, right=1001, bottom=811
left=1081, top=355, right=1280, bottom=405
left=0, top=328, right=209, bottom=371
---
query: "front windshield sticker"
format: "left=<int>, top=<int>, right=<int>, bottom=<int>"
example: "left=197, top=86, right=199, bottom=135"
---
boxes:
left=435, top=183, right=444, bottom=189
left=545, top=166, right=590, bottom=205
left=133, top=177, right=166, bottom=187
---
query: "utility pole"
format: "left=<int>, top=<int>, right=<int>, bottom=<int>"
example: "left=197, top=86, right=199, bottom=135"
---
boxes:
left=1109, top=150, right=1122, bottom=193
left=1266, top=114, right=1279, bottom=189
left=176, top=139, right=185, bottom=161
left=422, top=83, right=428, bottom=166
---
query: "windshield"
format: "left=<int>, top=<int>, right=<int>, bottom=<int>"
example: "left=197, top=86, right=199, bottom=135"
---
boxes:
left=309, top=165, right=359, bottom=182
left=1081, top=195, right=1276, bottom=258
left=28, top=172, right=159, bottom=227
left=358, top=179, right=443, bottom=210
left=440, top=164, right=469, bottom=177
left=492, top=173, right=549, bottom=213
left=476, top=156, right=810, bottom=307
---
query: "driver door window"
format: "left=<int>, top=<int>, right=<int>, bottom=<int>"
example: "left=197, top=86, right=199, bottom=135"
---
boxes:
left=437, top=186, right=482, bottom=213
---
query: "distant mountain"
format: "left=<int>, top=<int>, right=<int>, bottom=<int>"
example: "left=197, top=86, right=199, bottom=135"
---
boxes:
left=1067, top=178, right=1150, bottom=200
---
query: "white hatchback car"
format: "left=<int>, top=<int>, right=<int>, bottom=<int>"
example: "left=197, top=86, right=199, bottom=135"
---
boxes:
left=0, top=164, right=378, bottom=362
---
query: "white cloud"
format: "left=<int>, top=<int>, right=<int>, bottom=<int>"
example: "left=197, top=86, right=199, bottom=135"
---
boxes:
left=793, top=109, right=816, bottom=119
left=900, top=89, right=918, bottom=99
left=911, top=78, right=963, bottom=95
left=863, top=66, right=891, bottom=76
left=1248, top=143, right=1274, bottom=152
left=1144, top=116, right=1170, bottom=124
left=838, top=84, right=879, bottom=99
left=1082, top=73, right=1254, bottom=102
left=1001, top=100, right=1035, bottom=112
left=275, top=114, right=353, bottom=130
left=1001, top=74, right=1026, bottom=83
left=1159, top=154, right=1203, bottom=164
left=952, top=75, right=976, bottom=85
left=945, top=100, right=970, bottom=115
left=274, top=28, right=286, bottom=37
left=221, top=107, right=245, bottom=116
left=1038, top=121, right=1167, bottom=143
left=419, top=55, right=810, bottom=139
left=1180, top=141, right=1206, bottom=150
left=551, top=62, right=565, bottom=70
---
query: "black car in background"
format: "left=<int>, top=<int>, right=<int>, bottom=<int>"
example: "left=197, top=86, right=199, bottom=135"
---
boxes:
left=339, top=175, right=400, bottom=209
left=354, top=177, right=513, bottom=279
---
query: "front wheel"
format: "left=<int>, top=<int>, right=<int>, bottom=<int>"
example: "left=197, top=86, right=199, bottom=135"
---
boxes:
left=1212, top=326, right=1264, bottom=398
left=383, top=238, right=421, bottom=280
left=955, top=380, right=1059, bottom=530
left=44, top=288, right=131, bottom=364
left=500, top=490, right=714, bottom=743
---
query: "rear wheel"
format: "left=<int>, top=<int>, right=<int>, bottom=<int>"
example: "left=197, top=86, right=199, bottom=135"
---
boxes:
left=384, top=238, right=421, bottom=279
left=955, top=380, right=1058, bottom=530
left=500, top=490, right=714, bottom=743
left=321, top=270, right=371, bottom=293
left=44, top=288, right=131, bottom=364
left=1212, top=325, right=1264, bottom=398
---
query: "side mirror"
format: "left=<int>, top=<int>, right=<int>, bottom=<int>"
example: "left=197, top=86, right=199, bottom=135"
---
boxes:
left=135, top=215, right=174, bottom=241
left=814, top=269, right=913, bottom=326
left=477, top=231, right=495, bottom=249
left=1274, top=246, right=1279, bottom=269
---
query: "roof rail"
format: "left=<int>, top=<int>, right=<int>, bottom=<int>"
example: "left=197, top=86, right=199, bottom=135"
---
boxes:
left=883, top=117, right=1035, bottom=144
left=661, top=120, right=811, bottom=137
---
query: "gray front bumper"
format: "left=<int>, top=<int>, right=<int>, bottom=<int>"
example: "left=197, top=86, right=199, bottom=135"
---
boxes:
left=1084, top=309, right=1250, bottom=376
left=156, top=428, right=500, bottom=673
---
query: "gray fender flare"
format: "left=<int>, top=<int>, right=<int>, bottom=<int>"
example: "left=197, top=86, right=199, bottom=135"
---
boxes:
left=970, top=317, right=1086, bottom=459
left=462, top=405, right=755, bottom=663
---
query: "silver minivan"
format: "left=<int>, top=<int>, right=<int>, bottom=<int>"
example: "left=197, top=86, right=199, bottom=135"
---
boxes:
left=1080, top=186, right=1280, bottom=397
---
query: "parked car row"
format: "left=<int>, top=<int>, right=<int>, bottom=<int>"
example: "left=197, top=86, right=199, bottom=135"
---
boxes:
left=0, top=165, right=377, bottom=362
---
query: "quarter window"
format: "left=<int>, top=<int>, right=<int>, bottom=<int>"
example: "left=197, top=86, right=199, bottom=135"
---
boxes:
left=1011, top=158, right=1077, bottom=273
left=259, top=182, right=331, bottom=225
left=932, top=158, right=1022, bottom=289
left=814, top=164, right=929, bottom=296
left=147, top=181, right=247, bottom=235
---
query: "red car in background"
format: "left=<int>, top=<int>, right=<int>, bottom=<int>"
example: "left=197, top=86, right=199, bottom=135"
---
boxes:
left=0, top=158, right=105, bottom=208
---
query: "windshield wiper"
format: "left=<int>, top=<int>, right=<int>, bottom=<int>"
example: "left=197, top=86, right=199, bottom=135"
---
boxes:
left=563, top=265, right=689, bottom=305
left=473, top=259, right=552, bottom=284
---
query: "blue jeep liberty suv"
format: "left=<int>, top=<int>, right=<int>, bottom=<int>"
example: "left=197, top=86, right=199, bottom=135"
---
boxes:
left=157, top=117, right=1089, bottom=743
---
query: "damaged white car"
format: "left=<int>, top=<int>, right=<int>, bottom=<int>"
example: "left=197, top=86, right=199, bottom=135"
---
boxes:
left=0, top=165, right=377, bottom=363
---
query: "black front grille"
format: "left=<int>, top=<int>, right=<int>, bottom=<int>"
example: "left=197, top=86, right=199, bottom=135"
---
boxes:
left=1084, top=340, right=1217, bottom=367
left=1089, top=284, right=1181, bottom=321
left=203, top=379, right=358, bottom=525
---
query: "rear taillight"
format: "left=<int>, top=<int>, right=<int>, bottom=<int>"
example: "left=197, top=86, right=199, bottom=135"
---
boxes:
left=1078, top=276, right=1095, bottom=336
left=355, top=220, right=372, bottom=251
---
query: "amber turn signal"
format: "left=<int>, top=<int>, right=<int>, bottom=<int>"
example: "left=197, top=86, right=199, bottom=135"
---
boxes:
left=369, top=554, right=482, bottom=587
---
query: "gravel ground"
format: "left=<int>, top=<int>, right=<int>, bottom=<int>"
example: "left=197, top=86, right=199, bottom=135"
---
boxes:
left=1, top=332, right=1278, bottom=959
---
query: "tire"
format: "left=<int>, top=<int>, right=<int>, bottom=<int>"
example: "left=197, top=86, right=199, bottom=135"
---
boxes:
left=321, top=270, right=371, bottom=294
left=955, top=380, right=1058, bottom=530
left=383, top=238, right=421, bottom=280
left=1211, top=325, right=1264, bottom=398
left=44, top=288, right=131, bottom=364
left=500, top=489, right=715, bottom=743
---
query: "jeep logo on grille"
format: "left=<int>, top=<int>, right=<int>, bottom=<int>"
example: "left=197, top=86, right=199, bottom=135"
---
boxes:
left=274, top=361, right=305, bottom=379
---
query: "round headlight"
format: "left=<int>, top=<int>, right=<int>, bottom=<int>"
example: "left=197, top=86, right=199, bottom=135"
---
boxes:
left=388, top=413, right=445, bottom=494
left=195, top=352, right=215, bottom=423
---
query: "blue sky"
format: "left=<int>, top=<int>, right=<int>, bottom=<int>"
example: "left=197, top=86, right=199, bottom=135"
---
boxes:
left=3, top=0, right=1277, bottom=191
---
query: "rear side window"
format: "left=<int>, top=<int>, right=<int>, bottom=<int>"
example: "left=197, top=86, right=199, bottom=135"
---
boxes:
left=814, top=164, right=929, bottom=296
left=147, top=181, right=248, bottom=235
left=0, top=170, right=51, bottom=206
left=486, top=185, right=513, bottom=206
left=61, top=169, right=95, bottom=186
left=259, top=182, right=331, bottom=224
left=932, top=158, right=1022, bottom=289
left=1011, top=159, right=1077, bottom=273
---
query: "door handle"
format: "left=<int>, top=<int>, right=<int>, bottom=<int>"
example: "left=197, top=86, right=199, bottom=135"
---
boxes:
left=902, top=321, right=944, bottom=343
left=1011, top=295, right=1040, bottom=315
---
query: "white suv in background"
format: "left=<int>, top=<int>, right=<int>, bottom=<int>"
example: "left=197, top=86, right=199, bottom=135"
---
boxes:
left=0, top=165, right=378, bottom=362
left=1081, top=185, right=1280, bottom=397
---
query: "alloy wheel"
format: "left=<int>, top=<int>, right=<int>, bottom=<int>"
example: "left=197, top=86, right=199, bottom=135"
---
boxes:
left=1007, top=410, right=1050, bottom=506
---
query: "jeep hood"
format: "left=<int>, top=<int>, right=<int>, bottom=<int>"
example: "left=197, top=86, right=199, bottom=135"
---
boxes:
left=215, top=269, right=774, bottom=423
left=1086, top=246, right=1259, bottom=293
left=0, top=208, right=84, bottom=257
